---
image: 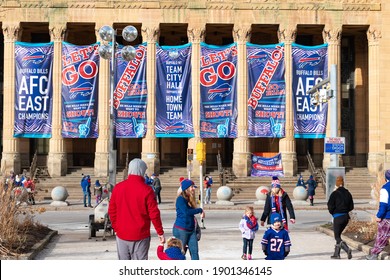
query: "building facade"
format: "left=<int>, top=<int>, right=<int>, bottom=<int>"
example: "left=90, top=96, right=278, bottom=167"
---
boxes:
left=0, top=0, right=387, bottom=178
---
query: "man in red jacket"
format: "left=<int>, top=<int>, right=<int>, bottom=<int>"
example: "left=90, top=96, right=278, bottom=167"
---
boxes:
left=109, top=158, right=165, bottom=260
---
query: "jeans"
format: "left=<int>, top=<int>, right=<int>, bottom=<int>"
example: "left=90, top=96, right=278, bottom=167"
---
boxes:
left=83, top=188, right=91, bottom=206
left=173, top=226, right=199, bottom=260
left=243, top=238, right=254, bottom=254
left=205, top=187, right=211, bottom=203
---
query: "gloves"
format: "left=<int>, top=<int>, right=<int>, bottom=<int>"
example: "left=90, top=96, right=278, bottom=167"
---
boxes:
left=263, top=250, right=268, bottom=256
left=284, top=251, right=289, bottom=257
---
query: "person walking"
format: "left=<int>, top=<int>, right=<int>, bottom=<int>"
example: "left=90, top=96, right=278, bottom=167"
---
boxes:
left=108, top=158, right=165, bottom=260
left=80, top=174, right=92, bottom=208
left=203, top=176, right=213, bottom=204
left=327, top=175, right=354, bottom=259
left=366, top=170, right=390, bottom=260
left=305, top=175, right=317, bottom=206
left=261, top=213, right=291, bottom=260
left=152, top=173, right=162, bottom=204
left=173, top=179, right=205, bottom=260
left=260, top=176, right=296, bottom=231
left=94, top=180, right=103, bottom=205
left=238, top=206, right=259, bottom=260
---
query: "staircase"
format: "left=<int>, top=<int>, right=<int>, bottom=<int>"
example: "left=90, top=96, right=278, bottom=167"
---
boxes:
left=33, top=166, right=377, bottom=204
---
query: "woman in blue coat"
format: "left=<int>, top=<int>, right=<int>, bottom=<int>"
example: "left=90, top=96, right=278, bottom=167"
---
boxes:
left=305, top=175, right=317, bottom=206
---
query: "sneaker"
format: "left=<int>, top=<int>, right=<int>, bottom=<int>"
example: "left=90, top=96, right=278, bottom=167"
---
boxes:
left=365, top=254, right=378, bottom=260
left=241, top=254, right=247, bottom=260
left=247, top=255, right=252, bottom=260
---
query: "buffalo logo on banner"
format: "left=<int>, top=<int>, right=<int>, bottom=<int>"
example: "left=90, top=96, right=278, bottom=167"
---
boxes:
left=251, top=153, right=284, bottom=177
left=292, top=43, right=328, bottom=138
left=61, top=42, right=99, bottom=138
left=247, top=43, right=286, bottom=138
left=200, top=42, right=238, bottom=138
left=155, top=43, right=194, bottom=138
left=114, top=43, right=148, bottom=138
left=14, top=42, right=53, bottom=138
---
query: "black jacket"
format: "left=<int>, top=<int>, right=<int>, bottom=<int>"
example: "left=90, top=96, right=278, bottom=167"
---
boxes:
left=327, top=187, right=354, bottom=215
left=261, top=190, right=296, bottom=224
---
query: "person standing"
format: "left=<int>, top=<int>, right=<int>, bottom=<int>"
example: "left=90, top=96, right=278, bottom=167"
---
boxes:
left=327, top=175, right=354, bottom=259
left=296, top=175, right=305, bottom=188
left=238, top=206, right=259, bottom=260
left=260, top=176, right=296, bottom=231
left=108, top=158, right=165, bottom=260
left=80, top=174, right=92, bottom=208
left=203, top=176, right=213, bottom=204
left=305, top=175, right=317, bottom=206
left=94, top=180, right=103, bottom=205
left=366, top=170, right=390, bottom=260
left=261, top=213, right=291, bottom=260
left=152, top=173, right=162, bottom=204
left=173, top=179, right=205, bottom=260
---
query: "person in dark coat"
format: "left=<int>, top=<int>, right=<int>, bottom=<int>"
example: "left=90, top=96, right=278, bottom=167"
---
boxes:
left=260, top=176, right=296, bottom=231
left=327, top=176, right=354, bottom=259
left=305, top=175, right=317, bottom=206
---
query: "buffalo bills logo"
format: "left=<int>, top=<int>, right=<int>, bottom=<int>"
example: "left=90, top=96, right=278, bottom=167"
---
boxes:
left=165, top=122, right=185, bottom=133
left=248, top=51, right=268, bottom=64
left=298, top=53, right=322, bottom=68
left=208, top=83, right=232, bottom=100
left=169, top=51, right=180, bottom=59
left=69, top=82, right=93, bottom=99
left=22, top=51, right=46, bottom=66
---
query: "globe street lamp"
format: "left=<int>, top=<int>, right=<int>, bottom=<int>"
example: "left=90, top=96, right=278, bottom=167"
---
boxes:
left=98, top=25, right=138, bottom=187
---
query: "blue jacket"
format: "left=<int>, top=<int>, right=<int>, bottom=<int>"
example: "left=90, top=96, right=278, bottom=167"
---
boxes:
left=174, top=196, right=203, bottom=231
left=377, top=181, right=390, bottom=219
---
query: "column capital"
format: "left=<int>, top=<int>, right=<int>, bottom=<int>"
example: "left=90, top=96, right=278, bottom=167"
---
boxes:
left=232, top=25, right=251, bottom=43
left=367, top=27, right=381, bottom=45
left=2, top=22, right=20, bottom=42
left=49, top=24, right=66, bottom=42
left=278, top=27, right=297, bottom=44
left=323, top=27, right=342, bottom=45
left=187, top=27, right=205, bottom=44
left=141, top=26, right=160, bottom=43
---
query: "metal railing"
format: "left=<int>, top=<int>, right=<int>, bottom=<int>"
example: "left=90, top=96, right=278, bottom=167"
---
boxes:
left=29, top=150, right=38, bottom=180
left=122, top=151, right=129, bottom=181
left=306, top=151, right=326, bottom=193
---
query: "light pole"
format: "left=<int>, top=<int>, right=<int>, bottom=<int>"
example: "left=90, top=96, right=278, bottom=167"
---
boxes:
left=98, top=25, right=138, bottom=187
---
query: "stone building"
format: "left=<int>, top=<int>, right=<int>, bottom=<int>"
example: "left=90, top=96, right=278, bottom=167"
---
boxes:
left=0, top=0, right=387, bottom=178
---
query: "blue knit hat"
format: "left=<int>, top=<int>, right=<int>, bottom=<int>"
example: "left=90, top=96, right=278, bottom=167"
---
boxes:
left=386, top=170, right=390, bottom=181
left=181, top=179, right=196, bottom=192
left=270, top=213, right=282, bottom=224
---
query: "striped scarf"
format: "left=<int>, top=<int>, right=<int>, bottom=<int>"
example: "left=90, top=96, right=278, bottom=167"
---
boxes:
left=244, top=215, right=258, bottom=232
left=270, top=192, right=288, bottom=230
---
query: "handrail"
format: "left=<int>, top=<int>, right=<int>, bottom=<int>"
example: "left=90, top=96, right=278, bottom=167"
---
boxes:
left=306, top=151, right=326, bottom=193
left=29, top=150, right=38, bottom=180
left=123, top=151, right=129, bottom=181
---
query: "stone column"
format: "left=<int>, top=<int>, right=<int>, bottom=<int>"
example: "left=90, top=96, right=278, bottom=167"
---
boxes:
left=187, top=26, right=205, bottom=177
left=366, top=27, right=383, bottom=173
left=1, top=22, right=21, bottom=175
left=94, top=23, right=110, bottom=177
left=232, top=25, right=251, bottom=177
left=141, top=26, right=160, bottom=174
left=322, top=26, right=343, bottom=170
left=47, top=24, right=68, bottom=177
left=278, top=27, right=298, bottom=176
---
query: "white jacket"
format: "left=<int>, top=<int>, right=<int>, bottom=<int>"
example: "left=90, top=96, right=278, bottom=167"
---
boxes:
left=239, top=217, right=257, bottom=240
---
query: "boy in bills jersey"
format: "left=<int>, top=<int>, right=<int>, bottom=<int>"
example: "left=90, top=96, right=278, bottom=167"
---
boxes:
left=261, top=213, right=291, bottom=260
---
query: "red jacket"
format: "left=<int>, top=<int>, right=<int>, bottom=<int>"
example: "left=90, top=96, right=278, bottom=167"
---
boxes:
left=108, top=175, right=164, bottom=241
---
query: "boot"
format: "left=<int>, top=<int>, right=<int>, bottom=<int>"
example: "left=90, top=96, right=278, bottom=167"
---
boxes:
left=310, top=198, right=314, bottom=206
left=340, top=241, right=352, bottom=259
left=330, top=244, right=341, bottom=259
left=365, top=254, right=378, bottom=260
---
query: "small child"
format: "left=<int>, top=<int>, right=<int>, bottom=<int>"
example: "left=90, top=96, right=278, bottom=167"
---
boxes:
left=239, top=206, right=259, bottom=260
left=261, top=213, right=292, bottom=260
left=157, top=237, right=186, bottom=260
left=94, top=180, right=103, bottom=204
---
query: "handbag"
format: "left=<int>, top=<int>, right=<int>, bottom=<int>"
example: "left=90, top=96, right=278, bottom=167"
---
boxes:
left=195, top=217, right=201, bottom=241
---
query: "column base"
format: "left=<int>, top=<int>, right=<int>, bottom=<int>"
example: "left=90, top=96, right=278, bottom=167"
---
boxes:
left=368, top=152, right=385, bottom=175
left=94, top=152, right=109, bottom=177
left=232, top=152, right=251, bottom=177
left=1, top=152, right=21, bottom=175
left=141, top=152, right=160, bottom=175
left=281, top=152, right=298, bottom=176
left=47, top=152, right=68, bottom=177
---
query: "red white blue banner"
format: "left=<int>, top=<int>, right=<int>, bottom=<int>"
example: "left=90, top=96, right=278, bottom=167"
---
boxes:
left=14, top=42, right=53, bottom=138
left=155, top=43, right=194, bottom=138
left=61, top=42, right=99, bottom=138
left=292, top=43, right=328, bottom=138
left=114, top=43, right=148, bottom=138
left=247, top=43, right=285, bottom=137
left=251, top=153, right=284, bottom=177
left=200, top=43, right=237, bottom=138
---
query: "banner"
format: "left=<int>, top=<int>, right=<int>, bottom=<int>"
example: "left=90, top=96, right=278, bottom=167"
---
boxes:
left=292, top=43, right=328, bottom=138
left=155, top=43, right=194, bottom=138
left=247, top=43, right=285, bottom=137
left=200, top=43, right=238, bottom=138
left=61, top=42, right=99, bottom=138
left=114, top=43, right=148, bottom=138
left=14, top=42, right=53, bottom=138
left=251, top=153, right=284, bottom=177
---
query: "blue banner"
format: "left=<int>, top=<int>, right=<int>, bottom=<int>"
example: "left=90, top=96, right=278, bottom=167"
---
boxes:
left=14, top=42, right=53, bottom=138
left=61, top=42, right=99, bottom=138
left=251, top=153, right=284, bottom=177
left=200, top=43, right=238, bottom=138
left=247, top=43, right=285, bottom=137
left=114, top=43, right=148, bottom=138
left=155, top=43, right=194, bottom=138
left=292, top=43, right=328, bottom=138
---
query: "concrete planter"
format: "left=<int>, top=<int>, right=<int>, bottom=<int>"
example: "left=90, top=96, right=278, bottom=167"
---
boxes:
left=50, top=186, right=69, bottom=206
left=293, top=186, right=309, bottom=201
left=215, top=186, right=234, bottom=205
left=254, top=186, right=270, bottom=205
